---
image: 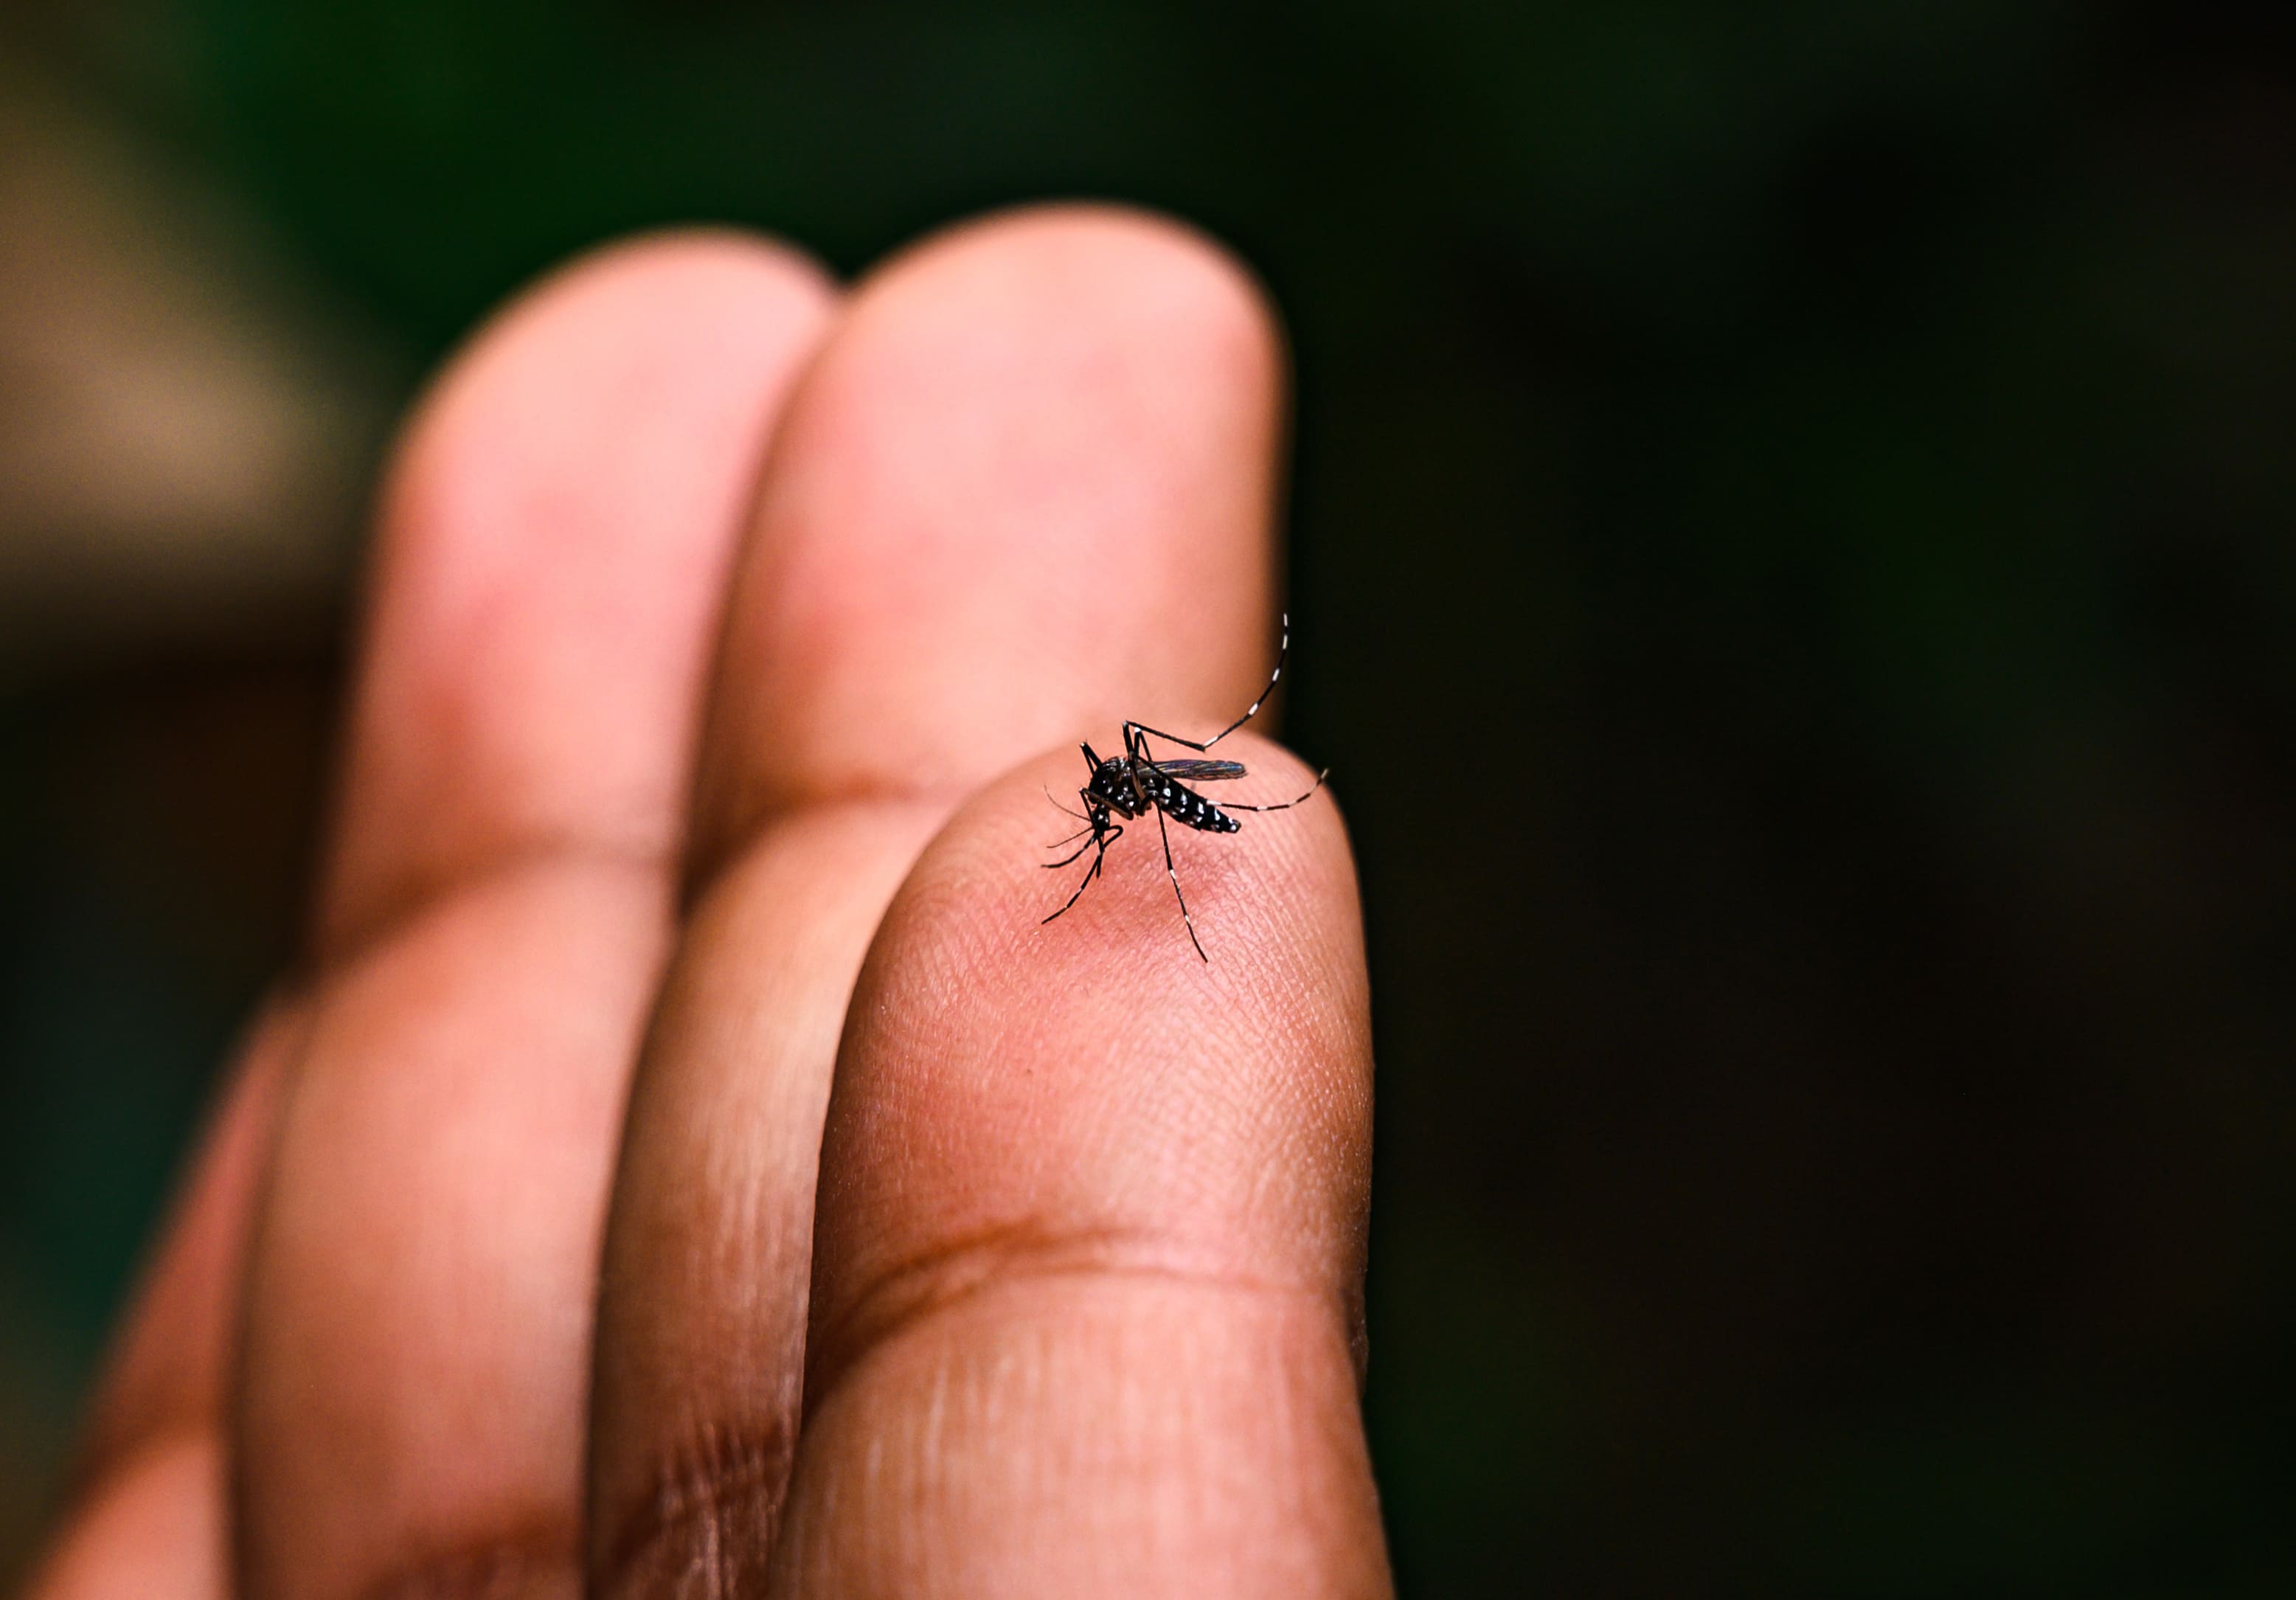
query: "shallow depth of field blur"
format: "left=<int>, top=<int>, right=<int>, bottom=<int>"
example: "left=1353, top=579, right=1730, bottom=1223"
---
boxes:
left=4, top=2, right=2294, bottom=1590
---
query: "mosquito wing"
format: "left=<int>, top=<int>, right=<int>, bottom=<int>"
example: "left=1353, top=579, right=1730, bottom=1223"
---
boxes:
left=1145, top=758, right=1249, bottom=783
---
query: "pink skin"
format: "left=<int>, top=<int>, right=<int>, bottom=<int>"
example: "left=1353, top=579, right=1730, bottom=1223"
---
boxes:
left=26, top=206, right=1384, bottom=1600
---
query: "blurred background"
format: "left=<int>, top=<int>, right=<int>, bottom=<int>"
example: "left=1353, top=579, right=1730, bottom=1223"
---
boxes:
left=3, top=0, right=2292, bottom=1591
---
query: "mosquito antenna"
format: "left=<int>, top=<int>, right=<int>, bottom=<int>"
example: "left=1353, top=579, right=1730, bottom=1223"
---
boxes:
left=1044, top=821, right=1097, bottom=852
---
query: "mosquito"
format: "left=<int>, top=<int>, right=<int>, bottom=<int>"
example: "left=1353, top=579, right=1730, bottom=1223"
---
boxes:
left=1041, top=614, right=1328, bottom=960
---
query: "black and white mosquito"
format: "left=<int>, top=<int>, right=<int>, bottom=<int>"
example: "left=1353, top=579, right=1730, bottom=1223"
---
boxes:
left=1041, top=614, right=1328, bottom=960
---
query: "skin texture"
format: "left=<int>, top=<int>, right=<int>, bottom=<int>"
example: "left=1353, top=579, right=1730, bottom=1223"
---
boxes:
left=21, top=205, right=1387, bottom=1600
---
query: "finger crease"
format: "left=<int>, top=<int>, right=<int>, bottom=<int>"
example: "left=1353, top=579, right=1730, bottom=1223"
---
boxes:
left=681, top=787, right=957, bottom=904
left=805, top=1218, right=1336, bottom=1416
left=316, top=836, right=672, bottom=977
left=358, top=1516, right=575, bottom=1600
left=594, top=1413, right=797, bottom=1600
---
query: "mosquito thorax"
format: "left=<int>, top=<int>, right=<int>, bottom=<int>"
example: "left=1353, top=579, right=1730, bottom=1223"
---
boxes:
left=1088, top=759, right=1143, bottom=816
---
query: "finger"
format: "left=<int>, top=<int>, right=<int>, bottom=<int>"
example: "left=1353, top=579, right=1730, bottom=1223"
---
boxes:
left=232, top=232, right=835, bottom=1600
left=778, top=738, right=1385, bottom=1596
left=20, top=1439, right=227, bottom=1600
left=314, top=229, right=832, bottom=958
left=21, top=1001, right=301, bottom=1600
left=587, top=205, right=1286, bottom=1595
left=687, top=203, right=1283, bottom=847
left=80, top=998, right=301, bottom=1474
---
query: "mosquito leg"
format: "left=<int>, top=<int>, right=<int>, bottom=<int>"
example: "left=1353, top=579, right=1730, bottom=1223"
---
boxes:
left=1042, top=845, right=1103, bottom=922
left=1123, top=741, right=1152, bottom=811
left=1221, top=767, right=1331, bottom=812
left=1153, top=803, right=1209, bottom=962
left=1123, top=612, right=1291, bottom=758
left=1043, top=825, right=1123, bottom=922
left=1043, top=830, right=1097, bottom=867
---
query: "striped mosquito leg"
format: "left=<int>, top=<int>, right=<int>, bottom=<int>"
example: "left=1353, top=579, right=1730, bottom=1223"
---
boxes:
left=1042, top=825, right=1120, bottom=924
left=1123, top=612, right=1291, bottom=758
left=1153, top=803, right=1209, bottom=961
left=1223, top=766, right=1331, bottom=813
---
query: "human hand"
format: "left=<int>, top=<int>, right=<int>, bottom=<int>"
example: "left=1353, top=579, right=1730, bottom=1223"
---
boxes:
left=27, top=207, right=1384, bottom=1598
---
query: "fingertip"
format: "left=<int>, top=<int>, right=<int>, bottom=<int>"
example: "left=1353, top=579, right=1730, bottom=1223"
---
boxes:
left=321, top=227, right=839, bottom=954
left=809, top=732, right=1372, bottom=1391
left=855, top=200, right=1286, bottom=402
left=690, top=204, right=1291, bottom=846
left=383, top=228, right=837, bottom=559
left=782, top=733, right=1385, bottom=1593
left=862, top=730, right=1361, bottom=1049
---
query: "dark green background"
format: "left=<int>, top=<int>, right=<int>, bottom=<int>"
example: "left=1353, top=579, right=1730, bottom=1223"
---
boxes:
left=5, top=1, right=2295, bottom=1591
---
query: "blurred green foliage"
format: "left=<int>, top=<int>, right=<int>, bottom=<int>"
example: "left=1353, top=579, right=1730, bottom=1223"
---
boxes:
left=7, top=0, right=2295, bottom=1591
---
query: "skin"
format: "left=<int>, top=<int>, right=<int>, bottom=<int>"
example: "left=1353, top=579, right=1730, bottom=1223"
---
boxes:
left=22, top=205, right=1386, bottom=1599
